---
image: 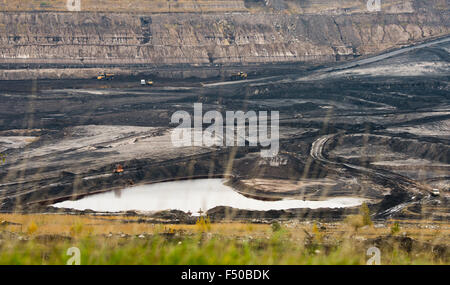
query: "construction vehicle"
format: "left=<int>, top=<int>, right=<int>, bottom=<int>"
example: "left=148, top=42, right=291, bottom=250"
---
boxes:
left=113, top=164, right=124, bottom=174
left=97, top=73, right=115, bottom=80
left=432, top=188, right=440, bottom=196
left=140, top=79, right=154, bottom=86
left=230, top=71, right=248, bottom=81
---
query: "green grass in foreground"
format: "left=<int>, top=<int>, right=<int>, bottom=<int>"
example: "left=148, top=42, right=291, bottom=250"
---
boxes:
left=0, top=231, right=445, bottom=265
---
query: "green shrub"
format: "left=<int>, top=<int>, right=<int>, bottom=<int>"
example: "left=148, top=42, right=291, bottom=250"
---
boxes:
left=271, top=221, right=281, bottom=232
left=390, top=222, right=401, bottom=235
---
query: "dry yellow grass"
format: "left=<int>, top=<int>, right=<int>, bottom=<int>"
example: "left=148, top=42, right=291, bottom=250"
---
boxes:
left=0, top=213, right=272, bottom=237
left=0, top=213, right=448, bottom=243
left=0, top=213, right=448, bottom=265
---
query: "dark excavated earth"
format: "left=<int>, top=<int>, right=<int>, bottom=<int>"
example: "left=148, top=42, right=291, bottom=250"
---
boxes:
left=0, top=37, right=448, bottom=222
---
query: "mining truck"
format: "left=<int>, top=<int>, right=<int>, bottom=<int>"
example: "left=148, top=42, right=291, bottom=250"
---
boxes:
left=432, top=188, right=440, bottom=196
left=140, top=79, right=154, bottom=86
left=97, top=73, right=115, bottom=80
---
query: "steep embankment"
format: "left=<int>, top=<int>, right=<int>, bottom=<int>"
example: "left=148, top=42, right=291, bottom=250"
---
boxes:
left=0, top=0, right=448, bottom=79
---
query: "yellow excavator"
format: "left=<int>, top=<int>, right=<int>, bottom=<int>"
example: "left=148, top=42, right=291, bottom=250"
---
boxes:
left=231, top=71, right=248, bottom=81
left=97, top=73, right=115, bottom=80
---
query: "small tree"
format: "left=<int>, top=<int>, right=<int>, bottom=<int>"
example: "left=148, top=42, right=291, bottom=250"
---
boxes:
left=311, top=222, right=323, bottom=241
left=196, top=216, right=211, bottom=233
left=359, top=202, right=373, bottom=226
left=27, top=221, right=38, bottom=235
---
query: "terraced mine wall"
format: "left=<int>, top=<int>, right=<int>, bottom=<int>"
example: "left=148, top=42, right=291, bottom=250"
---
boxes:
left=0, top=0, right=248, bottom=13
left=0, top=0, right=437, bottom=14
left=0, top=0, right=448, bottom=79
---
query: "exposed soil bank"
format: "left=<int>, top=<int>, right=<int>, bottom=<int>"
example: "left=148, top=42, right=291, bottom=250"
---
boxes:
left=0, top=0, right=448, bottom=80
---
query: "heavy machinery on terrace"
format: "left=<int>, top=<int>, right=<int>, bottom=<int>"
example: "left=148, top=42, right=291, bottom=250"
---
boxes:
left=141, top=79, right=154, bottom=86
left=230, top=71, right=248, bottom=81
left=97, top=73, right=115, bottom=80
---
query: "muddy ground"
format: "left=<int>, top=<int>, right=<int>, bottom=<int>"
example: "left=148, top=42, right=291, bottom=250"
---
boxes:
left=0, top=38, right=448, bottom=222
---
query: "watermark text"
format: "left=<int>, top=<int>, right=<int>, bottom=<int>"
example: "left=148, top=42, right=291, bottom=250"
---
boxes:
left=170, top=103, right=279, bottom=158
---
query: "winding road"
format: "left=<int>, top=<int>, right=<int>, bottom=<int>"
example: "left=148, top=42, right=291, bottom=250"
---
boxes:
left=310, top=133, right=432, bottom=195
left=203, top=36, right=450, bottom=88
left=309, top=133, right=436, bottom=217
